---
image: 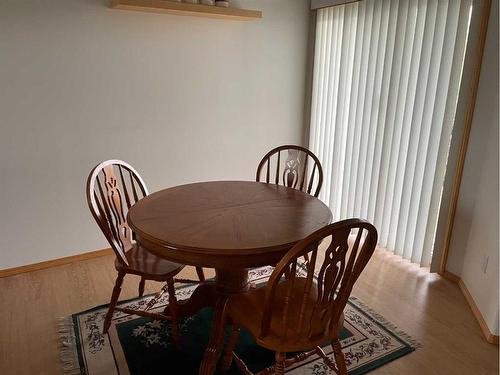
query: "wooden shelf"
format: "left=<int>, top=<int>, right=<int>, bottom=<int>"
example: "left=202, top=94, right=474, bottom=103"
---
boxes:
left=111, top=0, right=262, bottom=20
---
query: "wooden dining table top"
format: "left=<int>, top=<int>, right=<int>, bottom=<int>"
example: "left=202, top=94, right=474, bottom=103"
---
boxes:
left=127, top=180, right=332, bottom=268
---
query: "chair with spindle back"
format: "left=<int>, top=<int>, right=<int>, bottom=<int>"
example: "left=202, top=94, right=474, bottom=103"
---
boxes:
left=221, top=219, right=378, bottom=375
left=256, top=145, right=324, bottom=198
left=86, top=160, right=205, bottom=343
left=256, top=145, right=324, bottom=265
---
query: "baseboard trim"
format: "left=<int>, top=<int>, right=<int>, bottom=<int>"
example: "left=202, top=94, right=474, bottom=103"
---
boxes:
left=440, top=270, right=461, bottom=283
left=458, top=278, right=499, bottom=345
left=0, top=248, right=113, bottom=278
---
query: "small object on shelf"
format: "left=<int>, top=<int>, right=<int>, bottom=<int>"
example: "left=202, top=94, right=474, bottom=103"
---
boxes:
left=184, top=0, right=199, bottom=4
left=215, top=0, right=229, bottom=7
left=201, top=0, right=215, bottom=5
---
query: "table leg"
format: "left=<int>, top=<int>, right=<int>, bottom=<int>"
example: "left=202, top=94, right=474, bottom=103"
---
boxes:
left=198, top=297, right=229, bottom=375
left=199, top=268, right=249, bottom=375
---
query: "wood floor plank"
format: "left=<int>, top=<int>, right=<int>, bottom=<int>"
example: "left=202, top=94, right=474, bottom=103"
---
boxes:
left=0, top=249, right=497, bottom=375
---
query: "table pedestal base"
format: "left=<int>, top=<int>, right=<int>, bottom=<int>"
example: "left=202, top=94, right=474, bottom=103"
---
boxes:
left=164, top=268, right=249, bottom=375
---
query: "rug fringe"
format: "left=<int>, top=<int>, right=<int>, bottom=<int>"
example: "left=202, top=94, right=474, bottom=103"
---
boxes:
left=349, top=296, right=422, bottom=349
left=58, top=317, right=84, bottom=375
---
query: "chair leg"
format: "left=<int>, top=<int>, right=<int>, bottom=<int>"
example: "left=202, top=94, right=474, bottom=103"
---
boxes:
left=166, top=277, right=181, bottom=348
left=221, top=324, right=240, bottom=372
left=103, top=271, right=125, bottom=334
left=138, top=277, right=146, bottom=297
left=196, top=266, right=206, bottom=282
left=145, top=283, right=168, bottom=311
left=275, top=352, right=286, bottom=375
left=332, top=339, right=347, bottom=375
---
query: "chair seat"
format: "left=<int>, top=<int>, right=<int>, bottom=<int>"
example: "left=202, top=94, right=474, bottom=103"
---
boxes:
left=227, top=277, right=344, bottom=352
left=115, top=243, right=185, bottom=280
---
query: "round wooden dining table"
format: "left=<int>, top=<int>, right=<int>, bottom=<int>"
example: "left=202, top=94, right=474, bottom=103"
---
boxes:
left=127, top=180, right=332, bottom=375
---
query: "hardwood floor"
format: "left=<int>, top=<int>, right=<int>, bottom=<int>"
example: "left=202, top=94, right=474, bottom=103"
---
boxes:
left=0, top=248, right=498, bottom=375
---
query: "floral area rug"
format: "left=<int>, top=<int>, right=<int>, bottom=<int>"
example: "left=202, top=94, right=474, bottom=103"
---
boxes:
left=59, top=266, right=419, bottom=375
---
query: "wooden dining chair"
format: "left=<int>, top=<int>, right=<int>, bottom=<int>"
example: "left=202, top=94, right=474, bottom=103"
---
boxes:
left=221, top=219, right=378, bottom=375
left=86, top=159, right=205, bottom=343
left=256, top=145, right=324, bottom=265
left=256, top=145, right=324, bottom=198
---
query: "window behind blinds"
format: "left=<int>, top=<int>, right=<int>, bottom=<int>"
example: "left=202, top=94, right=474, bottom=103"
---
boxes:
left=309, top=0, right=471, bottom=266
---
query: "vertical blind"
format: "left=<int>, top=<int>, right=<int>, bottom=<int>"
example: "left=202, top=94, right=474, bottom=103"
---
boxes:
left=309, top=0, right=471, bottom=266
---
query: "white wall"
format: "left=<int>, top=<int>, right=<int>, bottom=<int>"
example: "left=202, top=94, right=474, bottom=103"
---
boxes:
left=447, top=0, right=499, bottom=335
left=0, top=0, right=311, bottom=269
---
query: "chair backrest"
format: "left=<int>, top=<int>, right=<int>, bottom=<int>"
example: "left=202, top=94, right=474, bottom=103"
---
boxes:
left=256, top=145, right=323, bottom=197
left=86, top=160, right=148, bottom=266
left=260, top=219, right=377, bottom=342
